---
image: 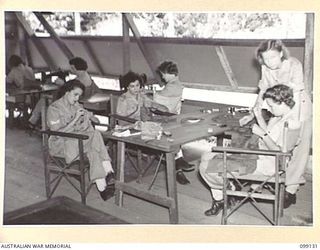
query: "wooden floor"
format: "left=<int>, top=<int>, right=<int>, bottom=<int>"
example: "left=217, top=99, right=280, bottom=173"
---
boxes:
left=3, top=126, right=313, bottom=226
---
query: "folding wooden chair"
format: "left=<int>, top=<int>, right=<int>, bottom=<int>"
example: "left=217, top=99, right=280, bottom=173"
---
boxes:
left=109, top=94, right=164, bottom=185
left=213, top=122, right=292, bottom=225
left=41, top=96, right=93, bottom=204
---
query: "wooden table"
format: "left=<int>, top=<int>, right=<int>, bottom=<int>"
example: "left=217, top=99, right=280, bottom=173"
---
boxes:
left=6, top=85, right=59, bottom=127
left=103, top=110, right=239, bottom=223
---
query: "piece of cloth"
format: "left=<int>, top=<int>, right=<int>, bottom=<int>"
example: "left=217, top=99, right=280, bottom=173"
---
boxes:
left=95, top=178, right=107, bottom=191
left=47, top=97, right=111, bottom=181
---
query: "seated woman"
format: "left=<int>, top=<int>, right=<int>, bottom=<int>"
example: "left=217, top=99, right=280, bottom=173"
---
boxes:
left=154, top=60, right=184, bottom=114
left=69, top=57, right=102, bottom=100
left=47, top=79, right=114, bottom=201
left=6, top=55, right=36, bottom=90
left=28, top=56, right=102, bottom=129
left=199, top=84, right=302, bottom=216
left=116, top=71, right=169, bottom=123
left=154, top=61, right=196, bottom=184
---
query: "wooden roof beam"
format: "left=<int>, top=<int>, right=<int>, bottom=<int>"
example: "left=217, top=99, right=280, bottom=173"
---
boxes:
left=14, top=12, right=34, bottom=37
left=15, top=12, right=57, bottom=70
left=123, top=13, right=158, bottom=79
left=122, top=14, right=131, bottom=74
left=33, top=12, right=74, bottom=60
left=215, top=46, right=238, bottom=89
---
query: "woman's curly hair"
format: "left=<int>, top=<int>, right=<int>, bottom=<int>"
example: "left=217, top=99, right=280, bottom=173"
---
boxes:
left=119, top=71, right=147, bottom=91
left=56, top=79, right=85, bottom=99
left=156, top=60, right=179, bottom=83
left=263, top=84, right=295, bottom=109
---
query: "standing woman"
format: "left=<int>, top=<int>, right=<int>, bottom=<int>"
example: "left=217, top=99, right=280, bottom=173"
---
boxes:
left=47, top=79, right=114, bottom=201
left=240, top=40, right=312, bottom=202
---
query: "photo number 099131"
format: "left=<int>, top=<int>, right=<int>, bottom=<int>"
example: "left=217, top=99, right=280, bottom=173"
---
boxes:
left=300, top=244, right=318, bottom=248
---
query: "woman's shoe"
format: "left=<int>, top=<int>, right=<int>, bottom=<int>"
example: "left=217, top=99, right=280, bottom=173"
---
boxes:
left=204, top=200, right=224, bottom=216
left=176, top=170, right=190, bottom=185
left=26, top=121, right=37, bottom=130
left=105, top=173, right=115, bottom=186
left=284, top=191, right=296, bottom=209
left=175, top=157, right=195, bottom=172
left=99, top=186, right=115, bottom=201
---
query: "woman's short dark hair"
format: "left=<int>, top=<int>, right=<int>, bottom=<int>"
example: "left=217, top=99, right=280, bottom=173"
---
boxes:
left=156, top=60, right=179, bottom=84
left=69, top=57, right=88, bottom=71
left=8, top=55, right=23, bottom=68
left=57, top=79, right=85, bottom=99
left=156, top=60, right=179, bottom=76
left=263, top=84, right=295, bottom=109
left=256, top=40, right=290, bottom=65
left=119, top=71, right=147, bottom=91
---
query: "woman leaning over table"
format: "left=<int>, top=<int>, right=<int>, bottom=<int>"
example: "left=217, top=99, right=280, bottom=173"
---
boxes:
left=239, top=40, right=312, bottom=200
left=200, top=84, right=301, bottom=216
left=47, top=79, right=114, bottom=201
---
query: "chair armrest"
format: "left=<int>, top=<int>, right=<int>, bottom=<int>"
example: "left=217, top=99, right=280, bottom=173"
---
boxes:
left=211, top=146, right=291, bottom=157
left=109, top=114, right=137, bottom=124
left=41, top=129, right=89, bottom=140
left=91, top=120, right=110, bottom=128
left=94, top=122, right=110, bottom=128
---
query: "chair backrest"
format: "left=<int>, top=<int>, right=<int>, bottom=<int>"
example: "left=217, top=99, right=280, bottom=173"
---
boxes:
left=41, top=95, right=53, bottom=131
left=108, top=92, right=136, bottom=128
left=110, top=94, right=119, bottom=116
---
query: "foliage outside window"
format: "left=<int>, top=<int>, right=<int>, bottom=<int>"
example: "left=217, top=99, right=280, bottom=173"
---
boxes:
left=22, top=12, right=306, bottom=38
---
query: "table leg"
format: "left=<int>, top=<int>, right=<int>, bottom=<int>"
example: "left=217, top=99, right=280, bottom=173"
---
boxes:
left=165, top=152, right=178, bottom=224
left=115, top=141, right=125, bottom=207
left=7, top=104, right=14, bottom=128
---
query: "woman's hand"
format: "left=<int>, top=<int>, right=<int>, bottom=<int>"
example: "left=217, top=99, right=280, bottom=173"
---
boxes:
left=90, top=116, right=100, bottom=124
left=252, top=124, right=265, bottom=137
left=239, top=113, right=254, bottom=126
left=74, top=108, right=86, bottom=120
left=253, top=106, right=262, bottom=119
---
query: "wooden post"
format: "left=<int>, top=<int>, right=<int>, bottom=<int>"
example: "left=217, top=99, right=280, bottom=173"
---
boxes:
left=215, top=46, right=238, bottom=89
left=15, top=12, right=57, bottom=69
left=122, top=14, right=131, bottom=74
left=17, top=23, right=27, bottom=63
left=304, top=13, right=314, bottom=96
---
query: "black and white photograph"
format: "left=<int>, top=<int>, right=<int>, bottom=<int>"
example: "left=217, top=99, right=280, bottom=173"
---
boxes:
left=1, top=6, right=316, bottom=242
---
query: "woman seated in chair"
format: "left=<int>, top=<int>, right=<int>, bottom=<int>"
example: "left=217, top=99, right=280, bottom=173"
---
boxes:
left=116, top=71, right=169, bottom=123
left=47, top=79, right=114, bottom=201
left=199, top=84, right=302, bottom=216
left=6, top=54, right=36, bottom=90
